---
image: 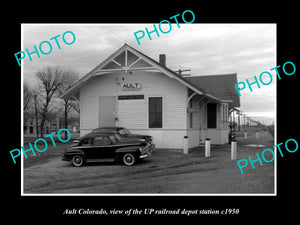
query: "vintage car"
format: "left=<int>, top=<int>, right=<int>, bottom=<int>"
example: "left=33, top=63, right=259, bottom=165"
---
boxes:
left=62, top=132, right=153, bottom=167
left=91, top=126, right=153, bottom=145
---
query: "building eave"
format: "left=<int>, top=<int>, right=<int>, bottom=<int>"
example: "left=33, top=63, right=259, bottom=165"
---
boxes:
left=60, top=43, right=222, bottom=103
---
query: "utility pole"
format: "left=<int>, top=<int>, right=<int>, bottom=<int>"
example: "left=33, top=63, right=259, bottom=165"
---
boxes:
left=249, top=118, right=251, bottom=131
left=247, top=117, right=249, bottom=131
left=232, top=110, right=235, bottom=132
left=175, top=69, right=191, bottom=76
left=238, top=111, right=240, bottom=132
left=244, top=114, right=246, bottom=132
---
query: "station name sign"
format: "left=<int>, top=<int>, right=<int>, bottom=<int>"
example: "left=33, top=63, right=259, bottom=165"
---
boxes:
left=122, top=83, right=142, bottom=91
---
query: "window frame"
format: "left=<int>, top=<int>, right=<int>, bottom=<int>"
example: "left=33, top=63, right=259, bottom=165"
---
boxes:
left=189, top=99, right=194, bottom=128
left=93, top=136, right=112, bottom=146
left=81, top=138, right=92, bottom=146
left=148, top=97, right=163, bottom=128
left=207, top=102, right=217, bottom=128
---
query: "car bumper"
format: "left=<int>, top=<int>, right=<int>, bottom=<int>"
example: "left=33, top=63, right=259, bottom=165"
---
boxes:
left=62, top=154, right=72, bottom=161
left=139, top=143, right=155, bottom=159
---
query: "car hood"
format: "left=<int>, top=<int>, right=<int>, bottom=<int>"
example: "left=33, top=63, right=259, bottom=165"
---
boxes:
left=64, top=142, right=80, bottom=151
left=69, top=142, right=80, bottom=147
left=117, top=138, right=146, bottom=145
left=124, top=134, right=152, bottom=139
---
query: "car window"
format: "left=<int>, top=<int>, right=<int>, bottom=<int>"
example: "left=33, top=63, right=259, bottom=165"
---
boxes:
left=119, top=129, right=126, bottom=135
left=93, top=136, right=111, bottom=146
left=114, top=133, right=122, bottom=141
left=109, top=135, right=117, bottom=144
left=124, top=128, right=132, bottom=134
left=81, top=138, right=92, bottom=146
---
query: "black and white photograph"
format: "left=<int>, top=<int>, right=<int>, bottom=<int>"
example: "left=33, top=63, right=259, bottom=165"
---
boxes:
left=21, top=24, right=276, bottom=195
left=4, top=5, right=299, bottom=221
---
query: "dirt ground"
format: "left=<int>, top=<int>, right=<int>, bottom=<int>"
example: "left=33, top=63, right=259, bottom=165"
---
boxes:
left=23, top=131, right=275, bottom=194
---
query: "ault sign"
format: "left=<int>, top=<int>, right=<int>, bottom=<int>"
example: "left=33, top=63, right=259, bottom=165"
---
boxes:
left=122, top=83, right=142, bottom=91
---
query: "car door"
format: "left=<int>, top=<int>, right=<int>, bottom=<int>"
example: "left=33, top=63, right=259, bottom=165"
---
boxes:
left=80, top=137, right=93, bottom=159
left=92, top=136, right=115, bottom=159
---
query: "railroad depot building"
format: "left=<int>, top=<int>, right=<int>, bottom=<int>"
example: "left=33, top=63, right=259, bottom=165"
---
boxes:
left=60, top=44, right=240, bottom=149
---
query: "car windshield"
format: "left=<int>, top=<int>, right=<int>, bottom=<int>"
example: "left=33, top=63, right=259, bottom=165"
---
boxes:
left=124, top=129, right=132, bottom=134
left=119, top=128, right=132, bottom=135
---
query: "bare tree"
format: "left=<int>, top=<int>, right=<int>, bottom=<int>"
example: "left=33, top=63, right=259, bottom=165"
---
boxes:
left=23, top=82, right=33, bottom=112
left=36, top=66, right=62, bottom=138
left=70, top=101, right=80, bottom=114
left=23, top=82, right=33, bottom=135
left=57, top=69, right=79, bottom=139
left=33, top=90, right=40, bottom=138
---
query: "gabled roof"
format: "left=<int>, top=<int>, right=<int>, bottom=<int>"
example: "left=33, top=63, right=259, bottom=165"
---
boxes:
left=183, top=74, right=240, bottom=108
left=60, top=43, right=239, bottom=106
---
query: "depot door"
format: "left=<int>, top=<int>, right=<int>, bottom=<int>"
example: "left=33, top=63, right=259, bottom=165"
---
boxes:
left=99, top=96, right=116, bottom=127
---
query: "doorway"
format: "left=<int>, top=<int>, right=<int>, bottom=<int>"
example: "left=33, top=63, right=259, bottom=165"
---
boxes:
left=99, top=96, right=116, bottom=127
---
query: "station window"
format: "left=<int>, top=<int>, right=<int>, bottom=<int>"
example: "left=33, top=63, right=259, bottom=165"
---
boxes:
left=189, top=99, right=194, bottom=128
left=190, top=113, right=193, bottom=128
left=149, top=97, right=162, bottom=128
left=207, top=103, right=217, bottom=128
left=118, top=95, right=144, bottom=100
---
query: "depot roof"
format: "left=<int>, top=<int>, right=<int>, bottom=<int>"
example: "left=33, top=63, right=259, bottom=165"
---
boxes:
left=183, top=74, right=240, bottom=108
left=60, top=43, right=239, bottom=107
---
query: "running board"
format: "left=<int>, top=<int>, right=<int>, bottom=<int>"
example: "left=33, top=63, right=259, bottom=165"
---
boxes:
left=86, top=158, right=115, bottom=163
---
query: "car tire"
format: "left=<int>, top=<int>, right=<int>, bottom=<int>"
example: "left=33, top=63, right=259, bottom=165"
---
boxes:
left=122, top=153, right=136, bottom=166
left=72, top=155, right=84, bottom=167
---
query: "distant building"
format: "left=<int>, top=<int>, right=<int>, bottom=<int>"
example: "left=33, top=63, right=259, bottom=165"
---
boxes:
left=60, top=44, right=240, bottom=148
left=24, top=117, right=60, bottom=135
left=24, top=114, right=79, bottom=135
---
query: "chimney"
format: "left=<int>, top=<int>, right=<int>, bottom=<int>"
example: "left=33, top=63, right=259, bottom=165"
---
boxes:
left=159, top=54, right=166, bottom=67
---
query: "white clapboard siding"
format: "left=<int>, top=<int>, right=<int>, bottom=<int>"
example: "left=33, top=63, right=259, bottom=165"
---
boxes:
left=118, top=99, right=146, bottom=129
left=80, top=70, right=187, bottom=134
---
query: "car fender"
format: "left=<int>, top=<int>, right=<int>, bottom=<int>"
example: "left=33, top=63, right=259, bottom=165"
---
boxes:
left=64, top=148, right=86, bottom=156
left=115, top=146, right=139, bottom=153
left=62, top=148, right=86, bottom=162
left=115, top=146, right=139, bottom=161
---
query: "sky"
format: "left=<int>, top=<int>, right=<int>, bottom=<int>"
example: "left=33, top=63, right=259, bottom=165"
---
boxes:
left=22, top=23, right=276, bottom=125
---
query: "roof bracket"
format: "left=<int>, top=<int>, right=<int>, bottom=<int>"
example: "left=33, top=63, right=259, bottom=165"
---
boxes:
left=187, top=92, right=197, bottom=106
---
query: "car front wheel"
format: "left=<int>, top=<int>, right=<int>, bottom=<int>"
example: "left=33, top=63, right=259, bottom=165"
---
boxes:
left=122, top=153, right=136, bottom=166
left=72, top=155, right=84, bottom=167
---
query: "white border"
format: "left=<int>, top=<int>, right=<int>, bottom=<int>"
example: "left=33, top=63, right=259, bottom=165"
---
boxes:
left=21, top=23, right=277, bottom=196
left=274, top=23, right=277, bottom=196
left=21, top=24, right=24, bottom=195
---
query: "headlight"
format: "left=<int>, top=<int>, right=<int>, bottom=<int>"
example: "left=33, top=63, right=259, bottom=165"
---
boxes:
left=138, top=138, right=146, bottom=142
